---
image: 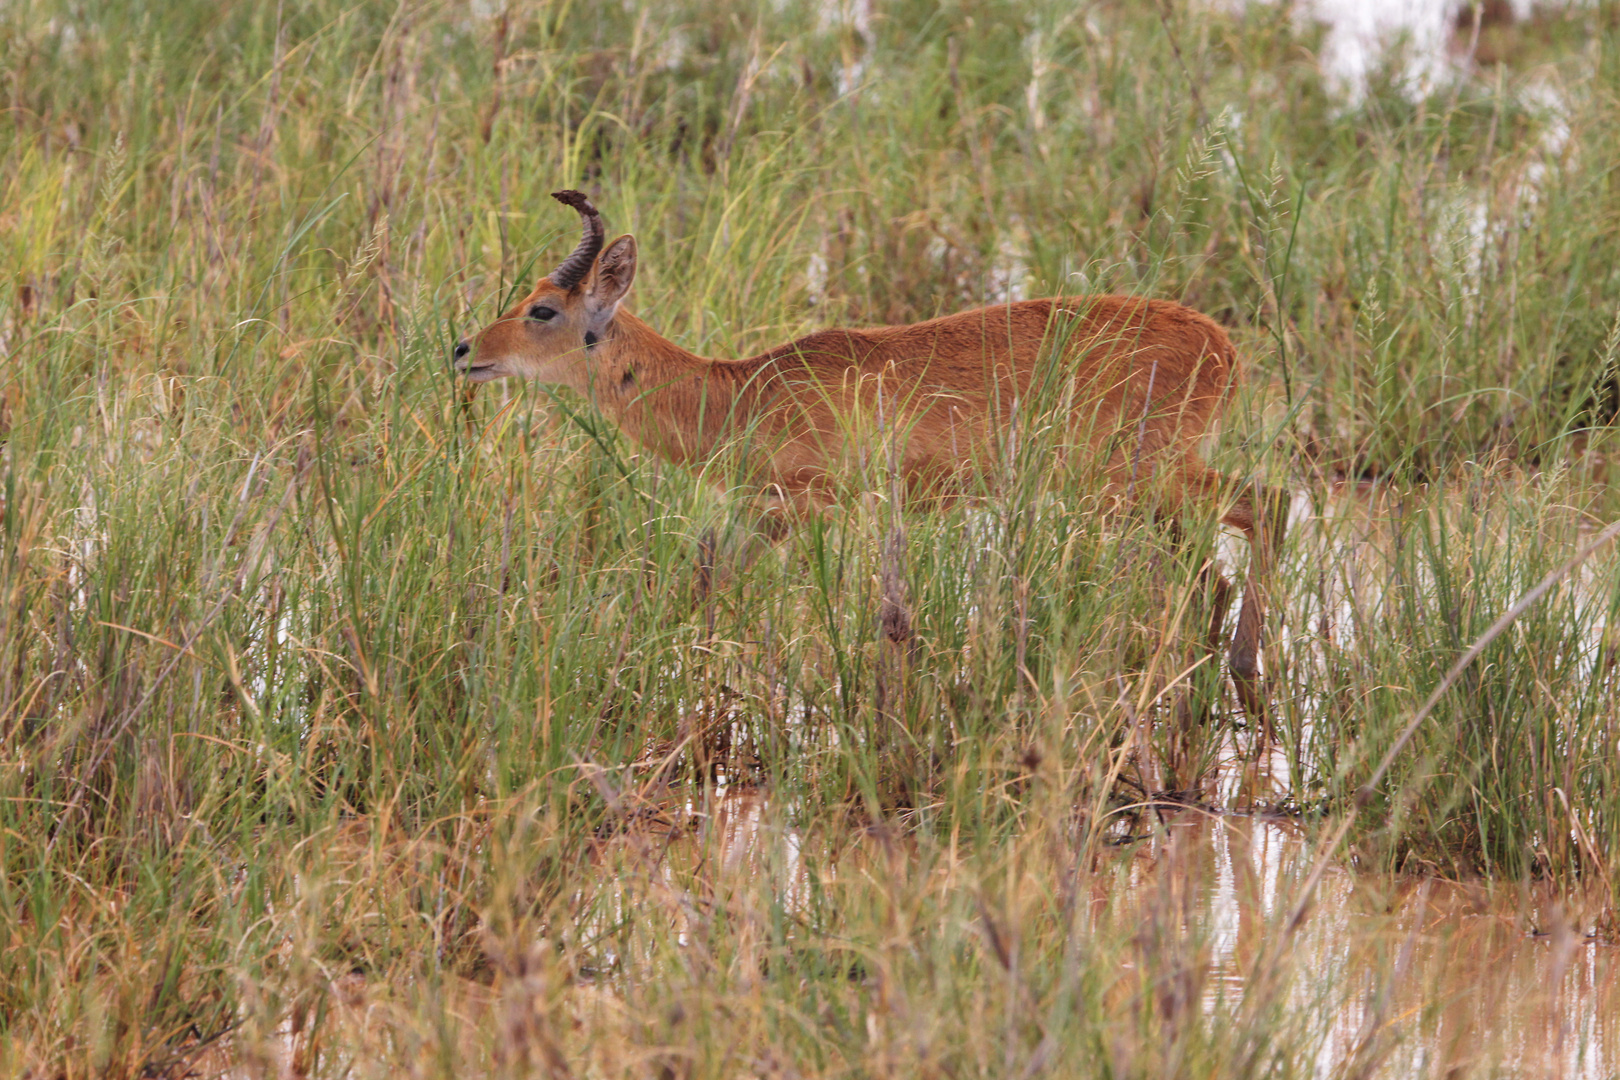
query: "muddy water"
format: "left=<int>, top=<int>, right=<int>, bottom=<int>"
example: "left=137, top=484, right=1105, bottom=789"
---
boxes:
left=696, top=794, right=1620, bottom=1078
left=1169, top=813, right=1619, bottom=1077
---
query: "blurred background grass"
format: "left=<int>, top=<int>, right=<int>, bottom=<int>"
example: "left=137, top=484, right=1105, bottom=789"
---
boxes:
left=4, top=0, right=1620, bottom=1074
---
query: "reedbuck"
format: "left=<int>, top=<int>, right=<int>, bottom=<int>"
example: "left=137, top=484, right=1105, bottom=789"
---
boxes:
left=456, top=191, right=1286, bottom=720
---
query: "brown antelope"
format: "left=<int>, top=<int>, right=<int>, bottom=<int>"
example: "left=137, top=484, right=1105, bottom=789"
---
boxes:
left=455, top=190, right=1286, bottom=720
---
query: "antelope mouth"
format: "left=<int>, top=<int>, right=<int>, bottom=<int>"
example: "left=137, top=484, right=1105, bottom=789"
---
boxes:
left=455, top=359, right=502, bottom=382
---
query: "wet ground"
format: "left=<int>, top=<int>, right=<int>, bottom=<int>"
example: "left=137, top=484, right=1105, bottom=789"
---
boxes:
left=210, top=790, right=1619, bottom=1078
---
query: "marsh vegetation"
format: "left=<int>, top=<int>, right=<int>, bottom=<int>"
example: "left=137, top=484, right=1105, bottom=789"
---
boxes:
left=3, top=0, right=1620, bottom=1074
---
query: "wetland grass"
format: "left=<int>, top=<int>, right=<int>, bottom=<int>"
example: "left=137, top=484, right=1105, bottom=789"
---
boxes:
left=3, top=0, right=1620, bottom=1074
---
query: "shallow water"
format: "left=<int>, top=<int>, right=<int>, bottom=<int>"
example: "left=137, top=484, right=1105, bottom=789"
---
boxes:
left=695, top=794, right=1620, bottom=1078
left=1167, top=812, right=1618, bottom=1077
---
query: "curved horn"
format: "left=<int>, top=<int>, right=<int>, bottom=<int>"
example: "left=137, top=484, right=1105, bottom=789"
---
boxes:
left=548, top=189, right=605, bottom=291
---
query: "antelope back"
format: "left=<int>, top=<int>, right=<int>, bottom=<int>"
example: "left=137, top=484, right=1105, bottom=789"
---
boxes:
left=704, top=297, right=1237, bottom=506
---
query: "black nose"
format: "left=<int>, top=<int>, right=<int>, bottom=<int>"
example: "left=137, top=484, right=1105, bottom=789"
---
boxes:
left=453, top=340, right=471, bottom=361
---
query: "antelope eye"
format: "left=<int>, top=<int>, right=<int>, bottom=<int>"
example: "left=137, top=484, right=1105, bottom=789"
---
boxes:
left=528, top=304, right=557, bottom=322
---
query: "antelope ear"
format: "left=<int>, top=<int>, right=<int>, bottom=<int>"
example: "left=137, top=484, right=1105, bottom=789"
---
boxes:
left=586, top=234, right=637, bottom=318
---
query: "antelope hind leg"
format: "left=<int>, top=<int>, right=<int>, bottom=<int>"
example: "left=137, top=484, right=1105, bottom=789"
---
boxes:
left=1217, top=478, right=1288, bottom=732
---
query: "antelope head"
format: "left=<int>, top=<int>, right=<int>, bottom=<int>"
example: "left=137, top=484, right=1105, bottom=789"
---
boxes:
left=453, top=190, right=638, bottom=389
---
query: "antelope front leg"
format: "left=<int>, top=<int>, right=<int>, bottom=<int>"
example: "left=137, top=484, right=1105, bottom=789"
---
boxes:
left=691, top=484, right=811, bottom=609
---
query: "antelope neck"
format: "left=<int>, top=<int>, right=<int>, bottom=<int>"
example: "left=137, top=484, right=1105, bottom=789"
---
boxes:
left=583, top=310, right=753, bottom=464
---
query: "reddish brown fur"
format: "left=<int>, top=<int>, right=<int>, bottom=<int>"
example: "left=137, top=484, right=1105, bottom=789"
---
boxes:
left=458, top=206, right=1285, bottom=720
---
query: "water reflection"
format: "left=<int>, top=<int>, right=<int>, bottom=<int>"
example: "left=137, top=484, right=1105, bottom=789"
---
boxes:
left=1127, top=810, right=1615, bottom=1077
left=690, top=794, right=1620, bottom=1078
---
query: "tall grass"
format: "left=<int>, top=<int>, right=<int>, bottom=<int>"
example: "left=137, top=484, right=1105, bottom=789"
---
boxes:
left=4, top=0, right=1620, bottom=1074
